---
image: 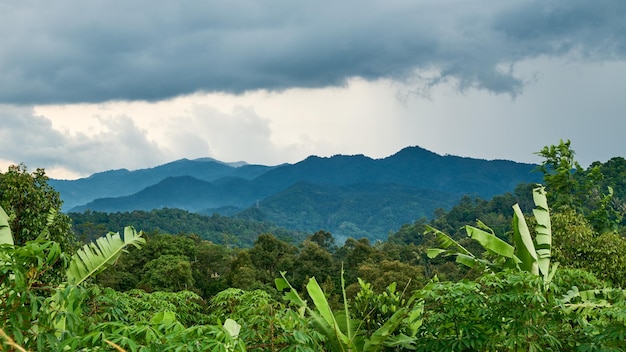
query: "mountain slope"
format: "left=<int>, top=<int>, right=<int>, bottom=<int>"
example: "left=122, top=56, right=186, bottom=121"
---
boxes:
left=251, top=146, right=539, bottom=199
left=235, top=181, right=459, bottom=241
left=69, top=208, right=307, bottom=247
left=51, top=158, right=273, bottom=210
left=70, top=176, right=263, bottom=213
left=59, top=145, right=543, bottom=240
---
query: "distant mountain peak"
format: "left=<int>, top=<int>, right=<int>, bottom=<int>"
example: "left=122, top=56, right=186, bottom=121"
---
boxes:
left=392, top=145, right=441, bottom=157
left=192, top=157, right=248, bottom=168
left=379, top=146, right=441, bottom=163
left=301, top=153, right=372, bottom=162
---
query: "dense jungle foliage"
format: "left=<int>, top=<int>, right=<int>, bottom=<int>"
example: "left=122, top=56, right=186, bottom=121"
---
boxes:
left=1, top=140, right=626, bottom=351
left=69, top=208, right=308, bottom=247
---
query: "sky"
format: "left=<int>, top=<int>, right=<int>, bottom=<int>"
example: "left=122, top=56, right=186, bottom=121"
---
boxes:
left=1, top=0, right=625, bottom=180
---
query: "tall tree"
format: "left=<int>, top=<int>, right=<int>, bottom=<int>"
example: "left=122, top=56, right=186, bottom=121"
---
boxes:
left=535, top=139, right=588, bottom=209
left=248, top=234, right=298, bottom=282
left=0, top=164, right=77, bottom=251
left=536, top=140, right=623, bottom=233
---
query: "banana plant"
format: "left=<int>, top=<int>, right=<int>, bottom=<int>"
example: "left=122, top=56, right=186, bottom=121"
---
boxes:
left=427, top=185, right=557, bottom=286
left=0, top=206, right=13, bottom=274
left=0, top=205, right=146, bottom=336
left=276, top=267, right=423, bottom=351
left=67, top=226, right=145, bottom=285
left=52, top=226, right=145, bottom=335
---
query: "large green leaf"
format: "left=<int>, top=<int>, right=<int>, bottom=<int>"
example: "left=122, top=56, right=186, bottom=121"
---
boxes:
left=425, top=225, right=488, bottom=270
left=455, top=253, right=482, bottom=269
left=67, top=226, right=145, bottom=285
left=276, top=272, right=308, bottom=317
left=465, top=225, right=515, bottom=258
left=306, top=277, right=350, bottom=346
left=364, top=308, right=409, bottom=351
left=0, top=205, right=13, bottom=245
left=425, top=248, right=447, bottom=259
left=54, top=227, right=145, bottom=335
left=512, top=204, right=538, bottom=275
left=223, top=318, right=241, bottom=339
left=340, top=265, right=353, bottom=346
left=532, top=186, right=552, bottom=278
left=425, top=226, right=473, bottom=257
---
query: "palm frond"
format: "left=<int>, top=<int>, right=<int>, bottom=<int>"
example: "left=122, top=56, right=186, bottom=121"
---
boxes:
left=67, top=226, right=145, bottom=285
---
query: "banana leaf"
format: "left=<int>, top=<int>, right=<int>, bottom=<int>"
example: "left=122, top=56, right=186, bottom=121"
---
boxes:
left=54, top=226, right=145, bottom=335
left=465, top=225, right=515, bottom=258
left=512, top=204, right=538, bottom=275
left=67, top=226, right=145, bottom=285
left=532, top=186, right=552, bottom=278
left=425, top=226, right=473, bottom=257
left=306, top=277, right=351, bottom=347
left=0, top=206, right=13, bottom=245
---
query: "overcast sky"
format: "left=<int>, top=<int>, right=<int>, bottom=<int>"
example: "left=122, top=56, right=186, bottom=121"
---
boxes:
left=1, top=0, right=625, bottom=179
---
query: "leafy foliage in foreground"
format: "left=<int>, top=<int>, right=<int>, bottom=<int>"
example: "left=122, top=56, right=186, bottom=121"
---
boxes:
left=8, top=263, right=624, bottom=351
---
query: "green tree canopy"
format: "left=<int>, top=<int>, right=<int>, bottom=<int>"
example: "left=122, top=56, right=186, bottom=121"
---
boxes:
left=0, top=164, right=77, bottom=251
left=535, top=139, right=624, bottom=233
left=139, top=254, right=195, bottom=292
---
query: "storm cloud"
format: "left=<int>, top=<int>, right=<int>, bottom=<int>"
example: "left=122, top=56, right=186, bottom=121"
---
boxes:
left=2, top=0, right=625, bottom=104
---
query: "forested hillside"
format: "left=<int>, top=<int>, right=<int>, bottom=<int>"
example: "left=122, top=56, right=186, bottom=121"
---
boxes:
left=59, top=145, right=542, bottom=240
left=1, top=140, right=626, bottom=351
left=234, top=182, right=457, bottom=242
left=70, top=208, right=307, bottom=247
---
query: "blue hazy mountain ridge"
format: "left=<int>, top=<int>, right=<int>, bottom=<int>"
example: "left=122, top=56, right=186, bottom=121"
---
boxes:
left=250, top=146, right=539, bottom=196
left=50, top=158, right=274, bottom=211
left=61, top=146, right=543, bottom=240
left=63, top=145, right=541, bottom=210
left=70, top=176, right=261, bottom=213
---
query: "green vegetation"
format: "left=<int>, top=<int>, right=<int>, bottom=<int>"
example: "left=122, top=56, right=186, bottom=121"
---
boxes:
left=235, top=182, right=458, bottom=242
left=69, top=208, right=308, bottom=247
left=1, top=140, right=626, bottom=351
left=0, top=164, right=77, bottom=251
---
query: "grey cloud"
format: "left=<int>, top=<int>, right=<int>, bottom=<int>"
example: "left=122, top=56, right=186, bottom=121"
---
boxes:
left=1, top=0, right=625, bottom=104
left=494, top=0, right=626, bottom=58
left=0, top=107, right=166, bottom=175
left=0, top=107, right=67, bottom=165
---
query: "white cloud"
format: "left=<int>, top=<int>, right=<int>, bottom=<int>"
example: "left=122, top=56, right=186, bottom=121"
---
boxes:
left=0, top=107, right=166, bottom=176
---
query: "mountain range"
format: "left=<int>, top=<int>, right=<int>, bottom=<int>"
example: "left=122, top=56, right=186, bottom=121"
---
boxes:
left=51, top=146, right=543, bottom=241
